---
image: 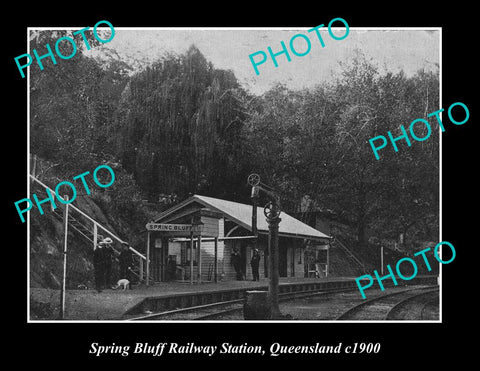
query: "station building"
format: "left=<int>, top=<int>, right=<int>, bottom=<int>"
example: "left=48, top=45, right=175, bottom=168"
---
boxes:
left=145, top=194, right=331, bottom=282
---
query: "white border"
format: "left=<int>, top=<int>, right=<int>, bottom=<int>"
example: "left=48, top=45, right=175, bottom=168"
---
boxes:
left=26, top=26, right=442, bottom=324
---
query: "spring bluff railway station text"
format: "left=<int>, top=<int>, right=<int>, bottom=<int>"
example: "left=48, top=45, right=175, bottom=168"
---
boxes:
left=89, top=341, right=378, bottom=357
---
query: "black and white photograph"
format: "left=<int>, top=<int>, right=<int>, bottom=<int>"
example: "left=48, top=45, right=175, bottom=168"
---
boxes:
left=26, top=25, right=441, bottom=323
left=7, top=5, right=475, bottom=365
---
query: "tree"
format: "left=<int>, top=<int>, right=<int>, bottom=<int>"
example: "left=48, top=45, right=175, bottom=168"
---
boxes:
left=30, top=29, right=129, bottom=173
left=321, top=52, right=439, bottom=251
left=114, top=46, right=251, bottom=202
left=244, top=51, right=439, bottom=252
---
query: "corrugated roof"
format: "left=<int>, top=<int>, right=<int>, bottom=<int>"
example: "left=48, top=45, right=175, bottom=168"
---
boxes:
left=156, top=194, right=330, bottom=240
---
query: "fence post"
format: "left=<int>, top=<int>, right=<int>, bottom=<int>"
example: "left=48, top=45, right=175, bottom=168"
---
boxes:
left=59, top=195, right=69, bottom=319
left=32, top=154, right=37, bottom=177
left=326, top=244, right=330, bottom=277
left=146, top=231, right=150, bottom=286
left=214, top=237, right=218, bottom=283
left=381, top=245, right=384, bottom=275
left=139, top=257, right=144, bottom=283
left=190, top=232, right=194, bottom=284
left=197, top=235, right=202, bottom=284
left=93, top=223, right=98, bottom=250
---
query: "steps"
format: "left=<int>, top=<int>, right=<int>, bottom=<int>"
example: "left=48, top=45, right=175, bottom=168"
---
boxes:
left=52, top=208, right=97, bottom=244
left=31, top=174, right=151, bottom=283
left=330, top=237, right=367, bottom=276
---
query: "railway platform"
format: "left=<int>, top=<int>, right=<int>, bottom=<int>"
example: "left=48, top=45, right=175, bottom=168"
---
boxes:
left=29, top=275, right=438, bottom=321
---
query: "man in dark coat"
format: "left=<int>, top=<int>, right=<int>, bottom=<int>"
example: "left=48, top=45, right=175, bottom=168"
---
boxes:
left=102, top=238, right=114, bottom=288
left=231, top=248, right=243, bottom=280
left=93, top=242, right=106, bottom=292
left=166, top=255, right=177, bottom=281
left=250, top=248, right=261, bottom=281
left=119, top=242, right=132, bottom=286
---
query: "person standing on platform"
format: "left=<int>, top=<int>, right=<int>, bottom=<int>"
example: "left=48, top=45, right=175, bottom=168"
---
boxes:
left=93, top=241, right=106, bottom=292
left=102, top=237, right=114, bottom=289
left=251, top=248, right=261, bottom=281
left=166, top=255, right=177, bottom=281
left=231, top=248, right=243, bottom=280
left=119, top=242, right=132, bottom=287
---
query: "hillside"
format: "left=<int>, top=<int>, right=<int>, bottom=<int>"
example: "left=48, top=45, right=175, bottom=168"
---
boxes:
left=30, top=188, right=124, bottom=289
left=29, top=155, right=160, bottom=289
left=326, top=232, right=440, bottom=279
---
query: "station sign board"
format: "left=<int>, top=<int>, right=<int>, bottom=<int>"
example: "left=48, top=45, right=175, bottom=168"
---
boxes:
left=145, top=223, right=203, bottom=234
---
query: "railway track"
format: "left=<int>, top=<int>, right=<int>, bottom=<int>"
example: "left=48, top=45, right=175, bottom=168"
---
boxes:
left=127, top=286, right=359, bottom=321
left=336, top=286, right=439, bottom=321
left=385, top=289, right=439, bottom=320
left=127, top=284, right=439, bottom=321
left=420, top=296, right=440, bottom=320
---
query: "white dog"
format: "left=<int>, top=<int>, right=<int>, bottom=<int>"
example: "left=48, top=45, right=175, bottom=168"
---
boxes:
left=112, top=279, right=130, bottom=291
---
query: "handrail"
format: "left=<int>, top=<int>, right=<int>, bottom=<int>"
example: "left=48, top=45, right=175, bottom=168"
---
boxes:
left=334, top=237, right=365, bottom=272
left=29, top=174, right=146, bottom=260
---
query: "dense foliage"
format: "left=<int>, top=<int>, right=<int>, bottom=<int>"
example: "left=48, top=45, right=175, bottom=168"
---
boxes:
left=30, top=31, right=439, bottom=254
